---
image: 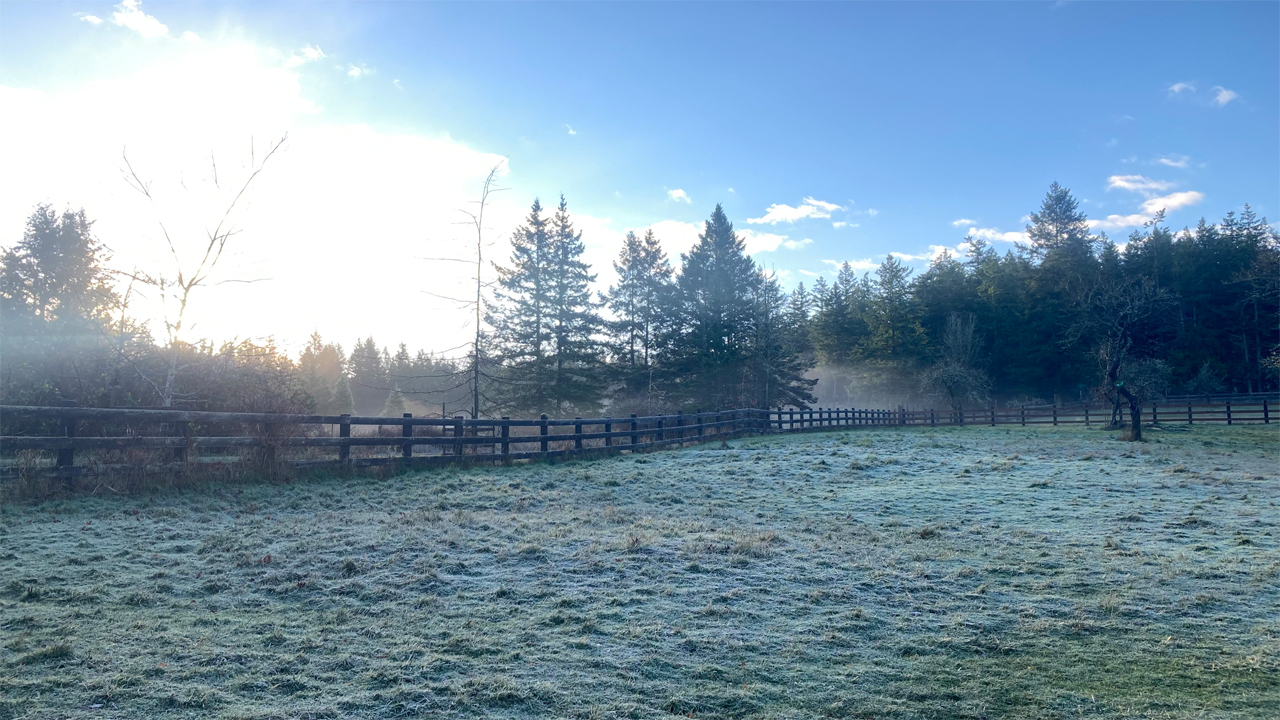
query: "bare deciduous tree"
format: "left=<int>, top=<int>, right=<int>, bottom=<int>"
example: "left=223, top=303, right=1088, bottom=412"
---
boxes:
left=122, top=135, right=287, bottom=406
left=919, top=312, right=990, bottom=420
left=1072, top=276, right=1175, bottom=440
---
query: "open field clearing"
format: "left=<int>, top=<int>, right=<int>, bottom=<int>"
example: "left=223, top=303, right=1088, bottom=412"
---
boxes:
left=2, top=424, right=1277, bottom=719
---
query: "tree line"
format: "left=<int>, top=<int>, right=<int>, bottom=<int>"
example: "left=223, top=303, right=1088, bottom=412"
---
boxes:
left=2, top=183, right=1277, bottom=420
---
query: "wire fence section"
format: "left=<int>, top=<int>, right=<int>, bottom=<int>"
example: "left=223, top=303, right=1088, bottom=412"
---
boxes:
left=1, top=398, right=1271, bottom=484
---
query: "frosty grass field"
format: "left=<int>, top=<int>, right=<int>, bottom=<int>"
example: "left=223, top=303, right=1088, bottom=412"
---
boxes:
left=1, top=423, right=1277, bottom=719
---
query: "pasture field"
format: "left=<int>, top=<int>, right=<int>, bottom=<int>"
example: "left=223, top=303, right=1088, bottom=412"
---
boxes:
left=1, top=424, right=1277, bottom=719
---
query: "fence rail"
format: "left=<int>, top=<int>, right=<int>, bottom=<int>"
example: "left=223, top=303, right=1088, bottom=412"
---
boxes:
left=1, top=398, right=1270, bottom=485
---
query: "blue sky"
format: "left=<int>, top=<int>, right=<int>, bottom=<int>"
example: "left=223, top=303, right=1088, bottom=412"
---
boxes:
left=1, top=1, right=1276, bottom=354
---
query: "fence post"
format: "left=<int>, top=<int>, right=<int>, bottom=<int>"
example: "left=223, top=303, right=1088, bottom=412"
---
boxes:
left=1151, top=404, right=1157, bottom=425
left=1226, top=401, right=1232, bottom=426
left=697, top=409, right=705, bottom=439
left=339, top=414, right=351, bottom=462
left=402, top=413, right=413, bottom=458
left=990, top=406, right=996, bottom=427
left=501, top=418, right=511, bottom=457
left=657, top=417, right=665, bottom=443
left=540, top=414, right=549, bottom=453
left=676, top=410, right=684, bottom=444
left=1265, top=399, right=1270, bottom=424
left=630, top=413, right=639, bottom=446
left=263, top=422, right=277, bottom=469
left=1021, top=406, right=1026, bottom=427
left=1052, top=405, right=1058, bottom=426
left=575, top=418, right=583, bottom=450
left=1083, top=406, right=1088, bottom=427
left=173, top=420, right=190, bottom=464
left=454, top=415, right=464, bottom=457
left=1187, top=403, right=1193, bottom=425
left=58, top=405, right=76, bottom=489
left=605, top=418, right=613, bottom=447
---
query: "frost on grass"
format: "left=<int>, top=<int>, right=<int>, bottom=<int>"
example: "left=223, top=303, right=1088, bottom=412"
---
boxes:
left=1, top=424, right=1277, bottom=719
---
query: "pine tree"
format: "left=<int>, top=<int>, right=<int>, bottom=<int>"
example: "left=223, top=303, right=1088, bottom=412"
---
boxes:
left=663, top=204, right=759, bottom=409
left=332, top=373, right=355, bottom=415
left=544, top=196, right=604, bottom=414
left=347, top=337, right=389, bottom=415
left=749, top=271, right=816, bottom=408
left=865, top=254, right=924, bottom=365
left=602, top=228, right=673, bottom=399
left=0, top=204, right=118, bottom=323
left=381, top=388, right=407, bottom=417
left=298, top=332, right=346, bottom=413
left=783, top=282, right=813, bottom=359
left=488, top=199, right=555, bottom=413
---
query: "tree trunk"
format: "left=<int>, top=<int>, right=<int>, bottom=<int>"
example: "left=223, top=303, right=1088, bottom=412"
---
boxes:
left=1116, top=384, right=1142, bottom=441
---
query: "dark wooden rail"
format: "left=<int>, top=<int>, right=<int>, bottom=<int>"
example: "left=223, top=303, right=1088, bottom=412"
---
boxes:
left=1, top=399, right=1269, bottom=485
left=0, top=406, right=767, bottom=484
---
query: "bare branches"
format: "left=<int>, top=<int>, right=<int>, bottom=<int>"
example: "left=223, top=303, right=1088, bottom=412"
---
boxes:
left=117, top=134, right=288, bottom=406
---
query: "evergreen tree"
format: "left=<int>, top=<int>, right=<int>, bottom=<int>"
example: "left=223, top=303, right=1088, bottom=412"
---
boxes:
left=545, top=196, right=604, bottom=414
left=602, top=228, right=673, bottom=398
left=783, top=281, right=814, bottom=360
left=347, top=337, right=389, bottom=414
left=298, top=332, right=345, bottom=413
left=749, top=271, right=817, bottom=408
left=488, top=199, right=555, bottom=413
left=663, top=204, right=759, bottom=409
left=331, top=373, right=355, bottom=415
left=381, top=388, right=407, bottom=417
left=0, top=204, right=118, bottom=323
left=865, top=254, right=924, bottom=365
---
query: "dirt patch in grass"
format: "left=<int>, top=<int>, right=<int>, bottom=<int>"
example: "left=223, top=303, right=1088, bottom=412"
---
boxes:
left=1, top=424, right=1277, bottom=718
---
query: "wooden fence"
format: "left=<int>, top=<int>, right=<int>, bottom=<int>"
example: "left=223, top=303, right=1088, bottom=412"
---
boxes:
left=0, top=398, right=1270, bottom=485
left=0, top=406, right=766, bottom=484
left=769, top=399, right=1272, bottom=431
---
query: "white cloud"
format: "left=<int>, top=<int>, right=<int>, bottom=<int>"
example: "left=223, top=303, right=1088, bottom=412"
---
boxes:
left=393, top=79, right=402, bottom=90
left=79, top=14, right=104, bottom=25
left=667, top=188, right=691, bottom=203
left=1105, top=138, right=1118, bottom=148
left=285, top=44, right=326, bottom=68
left=964, top=227, right=1027, bottom=243
left=634, top=220, right=702, bottom=262
left=739, top=229, right=790, bottom=254
left=803, top=197, right=841, bottom=213
left=1140, top=190, right=1204, bottom=214
left=564, top=124, right=576, bottom=136
left=1168, top=82, right=1195, bottom=94
left=781, top=238, right=813, bottom=251
left=1107, top=175, right=1174, bottom=194
left=1157, top=154, right=1189, bottom=168
left=1210, top=86, right=1238, bottom=106
left=1089, top=191, right=1205, bottom=229
left=747, top=196, right=843, bottom=224
left=112, top=0, right=168, bottom=39
left=347, top=64, right=373, bottom=78
left=832, top=221, right=851, bottom=228
left=822, top=258, right=878, bottom=271
left=951, top=218, right=975, bottom=227
left=799, top=269, right=822, bottom=277
left=181, top=31, right=200, bottom=43
left=728, top=187, right=735, bottom=193
left=1097, top=173, right=1204, bottom=228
